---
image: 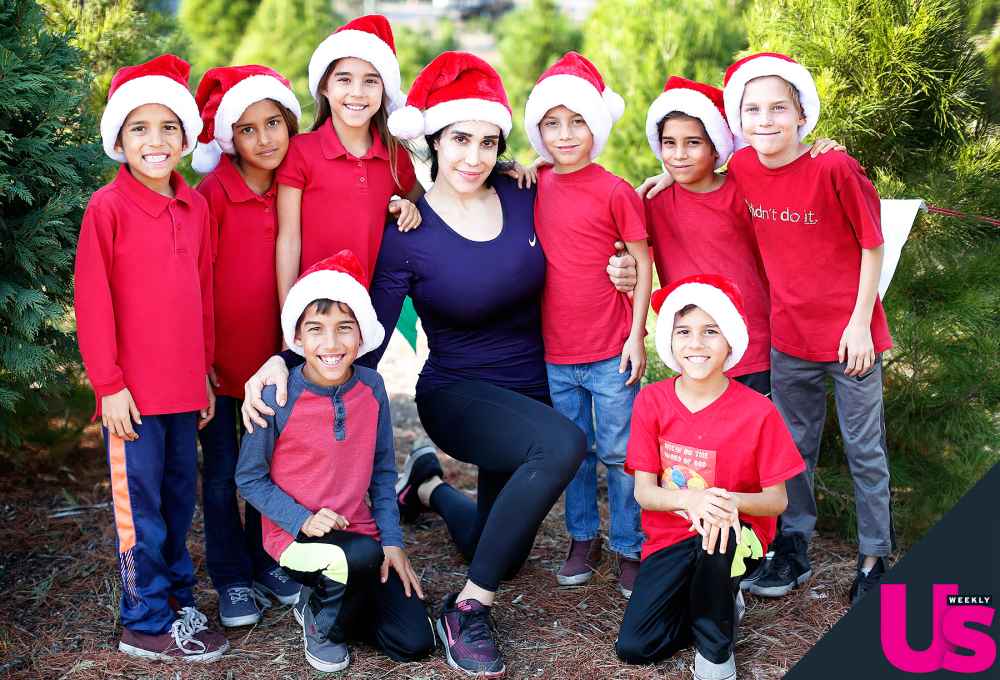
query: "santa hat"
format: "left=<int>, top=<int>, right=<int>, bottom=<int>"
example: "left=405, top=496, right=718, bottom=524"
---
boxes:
left=523, top=51, right=624, bottom=162
left=645, top=76, right=733, bottom=169
left=722, top=52, right=820, bottom=150
left=651, top=274, right=749, bottom=373
left=281, top=250, right=385, bottom=358
left=388, top=51, right=512, bottom=140
left=100, top=54, right=202, bottom=163
left=191, top=65, right=301, bottom=174
left=308, top=14, right=404, bottom=112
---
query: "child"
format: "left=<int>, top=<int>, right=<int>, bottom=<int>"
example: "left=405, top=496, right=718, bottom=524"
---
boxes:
left=190, top=65, right=304, bottom=627
left=74, top=54, right=227, bottom=661
left=643, top=77, right=772, bottom=396
left=235, top=251, right=433, bottom=673
left=276, top=14, right=423, bottom=304
left=523, top=51, right=653, bottom=597
left=616, top=274, right=805, bottom=679
left=722, top=53, right=894, bottom=604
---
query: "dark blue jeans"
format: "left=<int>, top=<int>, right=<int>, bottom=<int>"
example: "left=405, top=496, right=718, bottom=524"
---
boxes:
left=198, top=395, right=277, bottom=590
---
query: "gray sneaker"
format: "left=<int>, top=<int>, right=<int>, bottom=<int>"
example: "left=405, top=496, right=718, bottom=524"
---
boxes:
left=694, top=651, right=736, bottom=680
left=218, top=586, right=263, bottom=627
left=292, top=585, right=312, bottom=626
left=301, top=598, right=349, bottom=672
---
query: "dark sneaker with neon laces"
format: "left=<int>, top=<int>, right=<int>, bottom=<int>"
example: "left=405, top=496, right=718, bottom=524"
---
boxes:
left=253, top=566, right=300, bottom=605
left=556, top=537, right=603, bottom=586
left=617, top=555, right=640, bottom=599
left=749, top=532, right=812, bottom=598
left=436, top=593, right=505, bottom=677
left=849, top=555, right=886, bottom=606
left=396, top=443, right=443, bottom=523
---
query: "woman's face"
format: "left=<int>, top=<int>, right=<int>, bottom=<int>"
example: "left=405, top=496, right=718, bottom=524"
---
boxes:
left=433, top=120, right=502, bottom=195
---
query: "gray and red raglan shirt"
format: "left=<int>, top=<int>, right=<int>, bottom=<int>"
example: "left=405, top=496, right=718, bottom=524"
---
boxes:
left=235, top=364, right=402, bottom=561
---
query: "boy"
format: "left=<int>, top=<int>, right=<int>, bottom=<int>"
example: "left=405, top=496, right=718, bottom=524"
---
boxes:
left=524, top=51, right=653, bottom=597
left=74, top=54, right=227, bottom=661
left=235, top=251, right=433, bottom=673
left=722, top=52, right=894, bottom=604
left=616, top=274, right=805, bottom=679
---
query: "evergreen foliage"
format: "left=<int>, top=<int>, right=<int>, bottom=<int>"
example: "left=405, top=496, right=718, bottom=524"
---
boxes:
left=496, top=0, right=582, bottom=159
left=582, top=0, right=747, bottom=183
left=396, top=20, right=458, bottom=88
left=178, top=0, right=260, bottom=76
left=0, top=0, right=105, bottom=447
left=230, top=0, right=340, bottom=123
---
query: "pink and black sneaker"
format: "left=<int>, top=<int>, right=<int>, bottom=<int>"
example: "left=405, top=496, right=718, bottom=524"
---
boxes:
left=436, top=593, right=505, bottom=677
left=395, top=443, right=443, bottom=523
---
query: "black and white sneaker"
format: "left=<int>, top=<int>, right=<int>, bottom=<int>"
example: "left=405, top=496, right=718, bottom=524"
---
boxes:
left=396, top=442, right=443, bottom=523
left=738, top=553, right=772, bottom=591
left=849, top=556, right=886, bottom=606
left=749, top=533, right=812, bottom=598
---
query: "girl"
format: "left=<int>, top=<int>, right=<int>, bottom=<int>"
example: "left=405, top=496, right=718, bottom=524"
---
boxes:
left=275, top=14, right=423, bottom=304
left=191, top=64, right=304, bottom=627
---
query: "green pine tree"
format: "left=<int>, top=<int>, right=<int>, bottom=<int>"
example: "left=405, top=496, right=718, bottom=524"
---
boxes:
left=582, top=0, right=747, bottom=183
left=178, top=0, right=260, bottom=76
left=0, top=0, right=105, bottom=448
left=495, top=0, right=582, bottom=160
left=230, top=0, right=340, bottom=124
left=396, top=20, right=458, bottom=88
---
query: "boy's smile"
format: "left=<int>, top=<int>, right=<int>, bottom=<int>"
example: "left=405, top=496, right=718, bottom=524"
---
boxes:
left=660, top=117, right=721, bottom=193
left=295, top=302, right=361, bottom=387
left=739, top=76, right=806, bottom=166
left=671, top=306, right=731, bottom=381
left=115, top=103, right=184, bottom=195
left=539, top=105, right=593, bottom=173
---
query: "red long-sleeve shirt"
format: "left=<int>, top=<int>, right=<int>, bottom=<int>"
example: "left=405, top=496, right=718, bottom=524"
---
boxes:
left=74, top=166, right=214, bottom=416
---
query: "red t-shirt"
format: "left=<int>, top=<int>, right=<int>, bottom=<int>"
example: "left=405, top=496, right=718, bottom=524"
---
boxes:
left=197, top=155, right=282, bottom=398
left=625, top=378, right=805, bottom=560
left=74, top=167, right=214, bottom=415
left=645, top=178, right=771, bottom=376
left=535, top=163, right=648, bottom=364
left=727, top=148, right=893, bottom=361
left=276, top=120, right=417, bottom=281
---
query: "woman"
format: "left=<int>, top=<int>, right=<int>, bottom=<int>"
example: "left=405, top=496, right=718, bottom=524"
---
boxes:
left=240, top=52, right=637, bottom=677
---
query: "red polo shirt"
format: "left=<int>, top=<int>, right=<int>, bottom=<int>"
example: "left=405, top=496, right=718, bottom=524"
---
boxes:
left=276, top=120, right=417, bottom=281
left=197, top=155, right=281, bottom=398
left=74, top=166, right=214, bottom=416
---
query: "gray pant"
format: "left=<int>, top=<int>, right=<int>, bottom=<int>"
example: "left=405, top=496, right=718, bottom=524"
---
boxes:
left=770, top=348, right=892, bottom=557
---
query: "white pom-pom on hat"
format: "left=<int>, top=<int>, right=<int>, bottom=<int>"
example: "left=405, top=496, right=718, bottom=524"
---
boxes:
left=387, top=105, right=427, bottom=140
left=603, top=87, right=625, bottom=122
left=191, top=140, right=223, bottom=174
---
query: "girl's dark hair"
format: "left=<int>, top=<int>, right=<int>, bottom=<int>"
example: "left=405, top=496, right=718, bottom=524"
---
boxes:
left=295, top=298, right=356, bottom=333
left=424, top=125, right=513, bottom=188
left=656, top=111, right=716, bottom=155
left=311, top=60, right=405, bottom=188
left=274, top=99, right=300, bottom=138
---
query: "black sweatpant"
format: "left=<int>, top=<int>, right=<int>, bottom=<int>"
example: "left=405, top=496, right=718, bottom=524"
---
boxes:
left=415, top=380, right=587, bottom=591
left=616, top=533, right=757, bottom=665
left=280, top=530, right=434, bottom=662
left=735, top=369, right=771, bottom=397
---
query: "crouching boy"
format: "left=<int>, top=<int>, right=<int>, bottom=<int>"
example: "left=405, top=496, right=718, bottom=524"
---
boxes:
left=615, top=275, right=805, bottom=680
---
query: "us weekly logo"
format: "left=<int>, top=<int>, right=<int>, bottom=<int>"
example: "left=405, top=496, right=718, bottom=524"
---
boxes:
left=881, top=584, right=996, bottom=673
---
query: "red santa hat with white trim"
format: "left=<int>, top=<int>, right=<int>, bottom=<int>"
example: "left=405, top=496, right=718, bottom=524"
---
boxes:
left=191, top=65, right=301, bottom=174
left=523, top=51, right=625, bottom=162
left=281, top=250, right=385, bottom=358
left=722, top=52, right=820, bottom=150
left=308, top=14, right=405, bottom=112
left=100, top=54, right=202, bottom=162
left=651, top=274, right=749, bottom=373
left=645, top=76, right=733, bottom=169
left=388, top=51, right=512, bottom=140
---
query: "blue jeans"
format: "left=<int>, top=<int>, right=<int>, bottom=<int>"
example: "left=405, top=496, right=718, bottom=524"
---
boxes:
left=546, top=356, right=643, bottom=558
left=198, top=396, right=277, bottom=591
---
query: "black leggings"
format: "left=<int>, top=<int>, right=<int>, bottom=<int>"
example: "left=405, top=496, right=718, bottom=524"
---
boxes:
left=416, top=380, right=587, bottom=591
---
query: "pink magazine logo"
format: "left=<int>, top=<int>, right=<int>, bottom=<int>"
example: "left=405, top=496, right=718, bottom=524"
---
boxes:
left=881, top=584, right=996, bottom=673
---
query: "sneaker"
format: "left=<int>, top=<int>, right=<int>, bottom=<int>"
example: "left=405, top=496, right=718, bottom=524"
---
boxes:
left=436, top=593, right=505, bottom=677
left=119, top=607, right=228, bottom=662
left=849, top=556, right=886, bottom=606
left=253, top=566, right=300, bottom=605
left=749, top=533, right=812, bottom=598
left=396, top=442, right=443, bottom=523
left=556, top=537, right=603, bottom=586
left=693, top=650, right=737, bottom=680
left=617, top=555, right=640, bottom=599
left=300, top=596, right=350, bottom=672
left=218, top=586, right=264, bottom=627
left=292, top=585, right=312, bottom=626
left=738, top=553, right=772, bottom=591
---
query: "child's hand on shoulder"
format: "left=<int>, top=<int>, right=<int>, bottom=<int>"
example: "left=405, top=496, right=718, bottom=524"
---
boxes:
left=301, top=508, right=348, bottom=537
left=839, top=320, right=875, bottom=377
left=503, top=157, right=547, bottom=189
left=389, top=198, right=421, bottom=231
left=635, top=172, right=673, bottom=200
left=620, top=333, right=647, bottom=386
left=102, top=387, right=141, bottom=441
left=381, top=545, right=424, bottom=599
left=808, top=137, right=847, bottom=157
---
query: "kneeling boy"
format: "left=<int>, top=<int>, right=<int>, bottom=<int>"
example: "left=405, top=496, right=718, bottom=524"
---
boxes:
left=616, top=275, right=805, bottom=680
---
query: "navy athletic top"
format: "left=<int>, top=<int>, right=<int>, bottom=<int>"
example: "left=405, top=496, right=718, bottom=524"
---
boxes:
left=364, top=176, right=548, bottom=399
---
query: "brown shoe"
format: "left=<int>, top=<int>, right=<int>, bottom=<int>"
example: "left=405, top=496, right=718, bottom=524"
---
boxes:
left=556, top=537, right=603, bottom=586
left=119, top=607, right=228, bottom=662
left=618, top=556, right=640, bottom=599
